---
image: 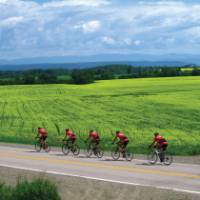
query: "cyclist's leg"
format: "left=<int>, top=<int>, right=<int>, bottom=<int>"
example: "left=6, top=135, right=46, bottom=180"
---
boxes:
left=71, top=139, right=76, bottom=151
left=159, top=144, right=167, bottom=162
left=122, top=141, right=128, bottom=157
left=117, top=141, right=124, bottom=156
left=42, top=136, right=47, bottom=148
left=38, top=136, right=42, bottom=144
left=88, top=140, right=92, bottom=150
left=162, top=144, right=168, bottom=160
left=156, top=144, right=162, bottom=162
left=67, top=139, right=73, bottom=149
left=94, top=140, right=100, bottom=153
left=124, top=141, right=128, bottom=151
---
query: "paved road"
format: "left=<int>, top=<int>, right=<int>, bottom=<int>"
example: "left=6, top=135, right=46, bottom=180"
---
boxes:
left=0, top=145, right=199, bottom=195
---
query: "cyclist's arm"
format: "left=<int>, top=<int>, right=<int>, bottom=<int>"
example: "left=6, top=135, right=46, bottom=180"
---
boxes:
left=112, top=136, right=117, bottom=144
left=63, top=135, right=68, bottom=141
left=85, top=136, right=90, bottom=143
left=149, top=140, right=156, bottom=148
left=35, top=133, right=40, bottom=138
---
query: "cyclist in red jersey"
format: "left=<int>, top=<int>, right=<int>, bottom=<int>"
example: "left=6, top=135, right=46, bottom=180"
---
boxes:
left=37, top=127, right=48, bottom=144
left=63, top=129, right=77, bottom=144
left=113, top=131, right=129, bottom=157
left=86, top=130, right=100, bottom=151
left=149, top=132, right=168, bottom=162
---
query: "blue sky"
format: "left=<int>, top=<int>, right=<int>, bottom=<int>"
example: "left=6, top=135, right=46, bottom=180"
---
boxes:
left=0, top=0, right=200, bottom=60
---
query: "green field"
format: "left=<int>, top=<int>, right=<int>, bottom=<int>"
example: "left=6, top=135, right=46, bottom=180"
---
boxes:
left=0, top=76, right=200, bottom=155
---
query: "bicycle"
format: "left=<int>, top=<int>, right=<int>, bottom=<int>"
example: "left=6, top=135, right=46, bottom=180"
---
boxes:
left=111, top=142, right=133, bottom=161
left=62, top=140, right=80, bottom=156
left=147, top=147, right=173, bottom=165
left=35, top=137, right=51, bottom=152
left=84, top=140, right=104, bottom=158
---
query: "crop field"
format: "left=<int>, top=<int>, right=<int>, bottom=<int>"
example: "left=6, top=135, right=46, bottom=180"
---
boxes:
left=0, top=76, right=200, bottom=155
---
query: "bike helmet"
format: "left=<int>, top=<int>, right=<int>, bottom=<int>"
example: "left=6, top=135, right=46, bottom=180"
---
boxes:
left=154, top=132, right=159, bottom=136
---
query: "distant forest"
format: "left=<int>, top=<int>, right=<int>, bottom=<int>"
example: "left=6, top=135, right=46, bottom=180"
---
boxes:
left=0, top=65, right=200, bottom=85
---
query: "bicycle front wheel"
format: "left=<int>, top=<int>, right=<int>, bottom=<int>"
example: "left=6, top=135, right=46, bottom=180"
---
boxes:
left=62, top=144, right=70, bottom=155
left=35, top=141, right=42, bottom=152
left=111, top=149, right=120, bottom=161
left=164, top=153, right=173, bottom=166
left=147, top=152, right=158, bottom=164
left=86, top=148, right=93, bottom=157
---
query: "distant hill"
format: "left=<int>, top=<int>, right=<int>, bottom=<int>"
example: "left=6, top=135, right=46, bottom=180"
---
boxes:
left=0, top=53, right=199, bottom=70
left=0, top=61, right=189, bottom=71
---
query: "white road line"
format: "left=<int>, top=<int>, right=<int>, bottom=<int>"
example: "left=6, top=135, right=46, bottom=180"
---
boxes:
left=0, top=163, right=200, bottom=195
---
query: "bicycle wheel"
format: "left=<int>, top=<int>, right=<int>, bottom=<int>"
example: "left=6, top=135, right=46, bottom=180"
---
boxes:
left=164, top=153, right=173, bottom=166
left=96, top=147, right=104, bottom=158
left=44, top=142, right=51, bottom=152
left=111, top=149, right=120, bottom=160
left=35, top=141, right=42, bottom=152
left=125, top=151, right=134, bottom=161
left=147, top=152, right=158, bottom=164
left=86, top=148, right=93, bottom=157
left=62, top=144, right=70, bottom=155
left=72, top=144, right=80, bottom=156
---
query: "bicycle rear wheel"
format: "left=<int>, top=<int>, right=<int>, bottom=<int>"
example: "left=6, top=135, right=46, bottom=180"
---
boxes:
left=35, top=141, right=42, bottom=152
left=96, top=147, right=104, bottom=158
left=72, top=144, right=80, bottom=156
left=164, top=153, right=173, bottom=166
left=147, top=152, right=158, bottom=164
left=62, top=144, right=70, bottom=155
left=125, top=151, right=134, bottom=161
left=111, top=149, right=120, bottom=160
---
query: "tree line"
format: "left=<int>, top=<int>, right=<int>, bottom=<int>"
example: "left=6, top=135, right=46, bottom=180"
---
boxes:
left=0, top=65, right=200, bottom=85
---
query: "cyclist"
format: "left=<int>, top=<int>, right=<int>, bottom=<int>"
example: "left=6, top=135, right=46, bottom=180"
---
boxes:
left=113, top=131, right=129, bottom=157
left=36, top=127, right=48, bottom=145
left=63, top=129, right=77, bottom=145
left=149, top=132, right=168, bottom=163
left=86, top=130, right=100, bottom=154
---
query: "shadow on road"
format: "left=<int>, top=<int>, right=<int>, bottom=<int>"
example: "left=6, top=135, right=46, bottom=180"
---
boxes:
left=100, top=158, right=125, bottom=162
left=135, top=162, right=153, bottom=166
left=24, top=150, right=40, bottom=153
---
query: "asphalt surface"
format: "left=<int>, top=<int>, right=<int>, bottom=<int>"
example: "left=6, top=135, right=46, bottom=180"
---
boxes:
left=0, top=145, right=199, bottom=195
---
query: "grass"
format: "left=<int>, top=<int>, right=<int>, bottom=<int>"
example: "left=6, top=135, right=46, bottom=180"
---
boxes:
left=0, top=76, right=200, bottom=155
left=0, top=179, right=61, bottom=200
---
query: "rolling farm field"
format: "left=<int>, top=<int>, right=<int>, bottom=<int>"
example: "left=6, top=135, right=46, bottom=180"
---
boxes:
left=0, top=76, right=200, bottom=155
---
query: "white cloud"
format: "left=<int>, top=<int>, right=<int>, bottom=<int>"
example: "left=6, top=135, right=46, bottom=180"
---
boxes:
left=123, top=38, right=132, bottom=46
left=134, top=40, right=141, bottom=46
left=184, top=26, right=200, bottom=38
left=82, top=20, right=101, bottom=33
left=42, top=0, right=110, bottom=8
left=0, top=16, right=24, bottom=27
left=102, top=36, right=115, bottom=44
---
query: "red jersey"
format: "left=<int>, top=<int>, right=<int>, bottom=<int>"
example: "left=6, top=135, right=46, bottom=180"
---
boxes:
left=89, top=131, right=100, bottom=141
left=39, top=128, right=47, bottom=137
left=117, top=132, right=129, bottom=142
left=66, top=130, right=76, bottom=140
left=154, top=135, right=168, bottom=145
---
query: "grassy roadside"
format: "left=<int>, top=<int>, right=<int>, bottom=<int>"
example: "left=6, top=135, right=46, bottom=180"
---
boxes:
left=0, top=178, right=61, bottom=200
